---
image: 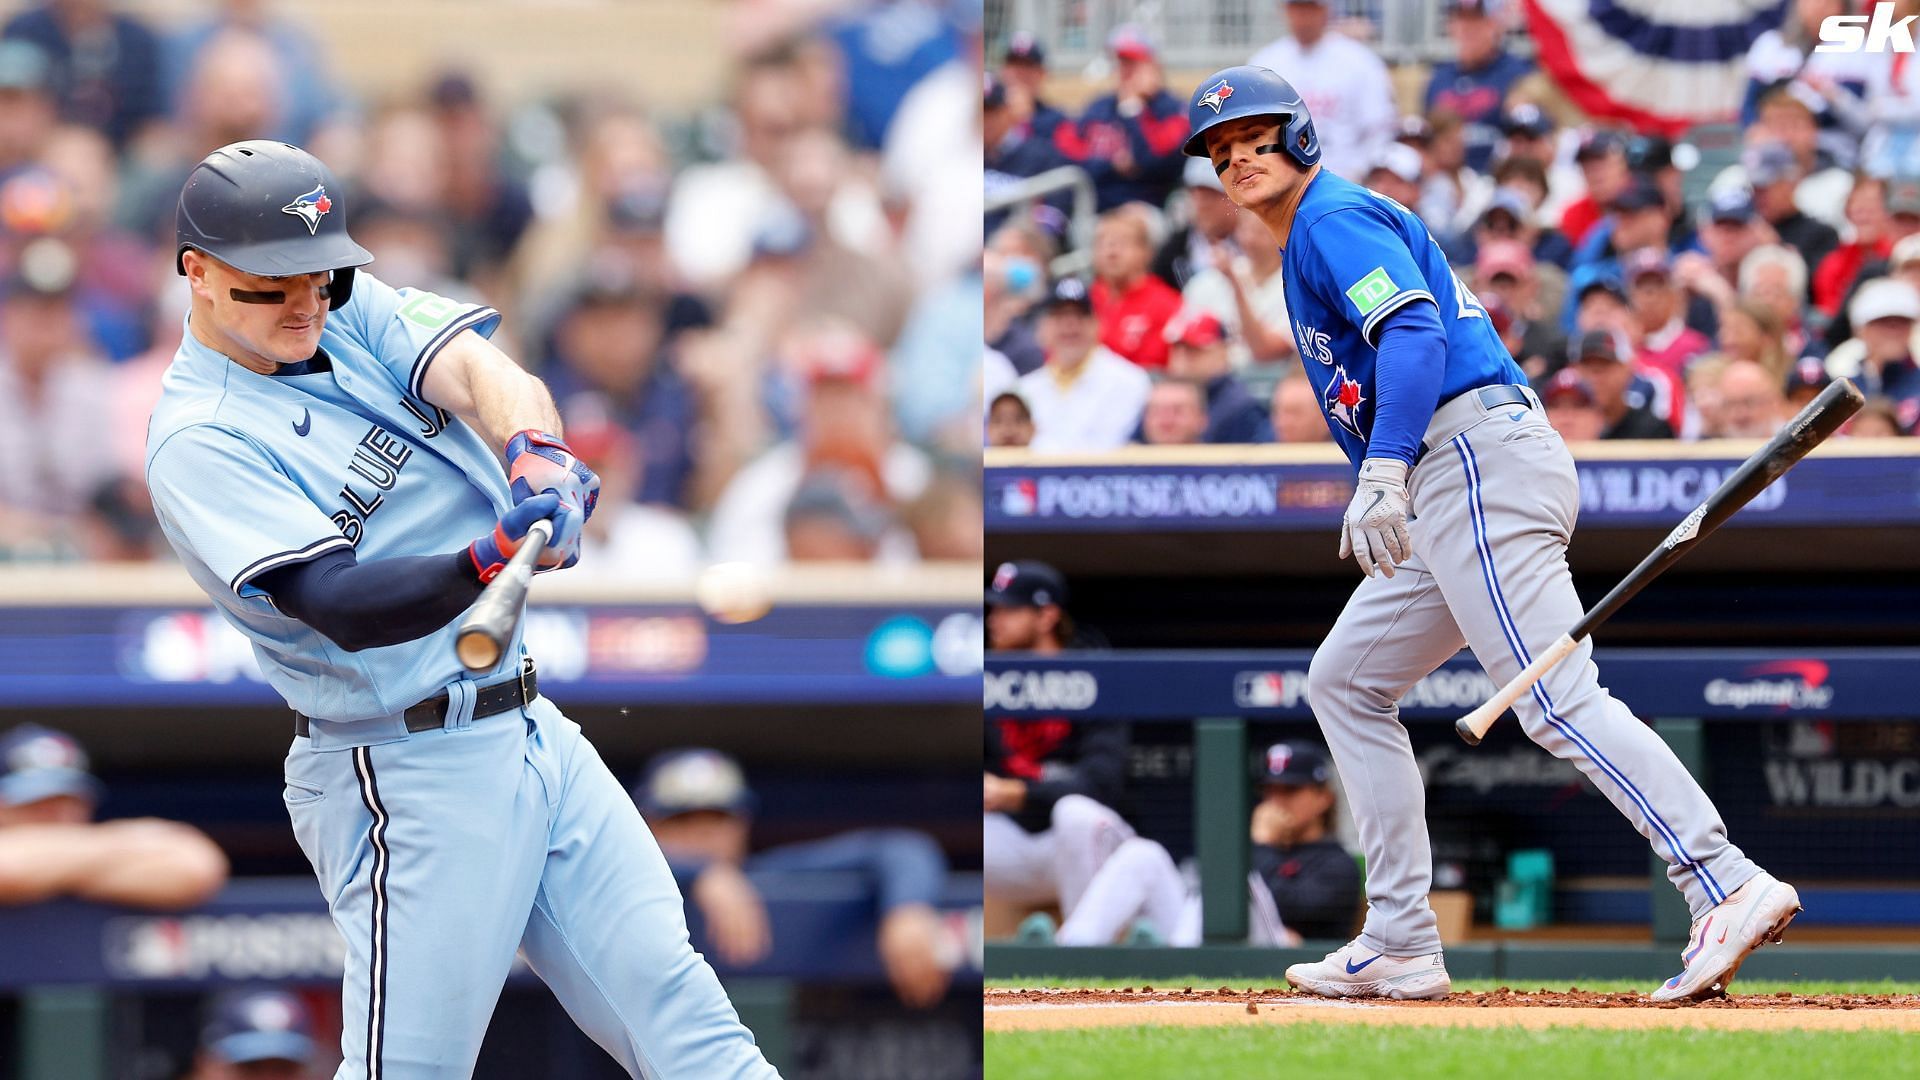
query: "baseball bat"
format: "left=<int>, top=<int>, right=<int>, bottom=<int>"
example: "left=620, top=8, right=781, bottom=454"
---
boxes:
left=1455, top=377, right=1864, bottom=746
left=455, top=518, right=553, bottom=673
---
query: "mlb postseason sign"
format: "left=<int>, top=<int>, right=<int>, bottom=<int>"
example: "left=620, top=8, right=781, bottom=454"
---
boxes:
left=985, top=650, right=1920, bottom=720
left=986, top=453, right=1920, bottom=531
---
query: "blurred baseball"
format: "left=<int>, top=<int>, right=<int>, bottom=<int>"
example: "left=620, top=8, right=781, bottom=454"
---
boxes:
left=696, top=562, right=773, bottom=624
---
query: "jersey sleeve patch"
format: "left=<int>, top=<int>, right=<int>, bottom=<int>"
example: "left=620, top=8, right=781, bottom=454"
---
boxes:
left=1344, top=267, right=1400, bottom=317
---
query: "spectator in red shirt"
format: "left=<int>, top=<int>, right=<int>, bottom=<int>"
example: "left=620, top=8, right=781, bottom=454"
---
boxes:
left=1626, top=248, right=1712, bottom=381
left=1091, top=204, right=1182, bottom=369
left=1051, top=24, right=1188, bottom=211
left=1813, top=175, right=1891, bottom=320
left=1560, top=130, right=1631, bottom=248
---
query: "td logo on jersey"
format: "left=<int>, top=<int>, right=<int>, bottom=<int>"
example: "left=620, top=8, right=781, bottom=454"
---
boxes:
left=1818, top=6, right=1918, bottom=51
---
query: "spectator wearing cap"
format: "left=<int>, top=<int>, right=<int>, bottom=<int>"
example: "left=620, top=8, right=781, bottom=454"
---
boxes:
left=1498, top=104, right=1556, bottom=171
left=1484, top=160, right=1577, bottom=268
left=635, top=748, right=955, bottom=1008
left=1559, top=130, right=1631, bottom=247
left=0, top=243, right=122, bottom=556
left=564, top=414, right=702, bottom=582
left=1674, top=187, right=1767, bottom=317
left=1161, top=309, right=1274, bottom=443
left=707, top=317, right=931, bottom=563
left=1714, top=299, right=1792, bottom=384
left=541, top=261, right=699, bottom=511
left=1625, top=248, right=1712, bottom=382
left=984, top=561, right=1135, bottom=937
left=2, top=0, right=164, bottom=150
left=1813, top=176, right=1893, bottom=322
left=1742, top=141, right=1840, bottom=281
left=1626, top=135, right=1698, bottom=251
left=1000, top=31, right=1068, bottom=147
left=1363, top=142, right=1426, bottom=214
left=1016, top=277, right=1152, bottom=451
left=1047, top=740, right=1361, bottom=948
left=1271, top=371, right=1331, bottom=443
left=1569, top=329, right=1677, bottom=440
left=985, top=70, right=1067, bottom=238
left=1704, top=358, right=1791, bottom=439
left=1152, top=156, right=1240, bottom=291
left=1542, top=367, right=1605, bottom=441
left=1569, top=176, right=1671, bottom=280
left=1249, top=0, right=1401, bottom=182
left=186, top=989, right=318, bottom=1080
left=1473, top=185, right=1569, bottom=305
left=784, top=466, right=894, bottom=561
left=1051, top=25, right=1188, bottom=212
left=1090, top=204, right=1183, bottom=369
left=0, top=723, right=227, bottom=908
left=1423, top=0, right=1533, bottom=173
left=1750, top=84, right=1853, bottom=230
left=1476, top=239, right=1566, bottom=380
left=1180, top=210, right=1297, bottom=369
left=987, top=388, right=1036, bottom=448
left=1785, top=354, right=1834, bottom=410
left=1827, top=278, right=1920, bottom=422
left=0, top=40, right=56, bottom=176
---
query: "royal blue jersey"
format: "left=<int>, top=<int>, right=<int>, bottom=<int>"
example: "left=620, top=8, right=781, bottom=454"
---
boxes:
left=1281, top=170, right=1526, bottom=470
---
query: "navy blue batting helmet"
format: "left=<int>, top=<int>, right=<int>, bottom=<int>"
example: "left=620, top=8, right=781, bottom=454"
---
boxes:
left=175, top=140, right=373, bottom=310
left=1182, top=65, right=1320, bottom=168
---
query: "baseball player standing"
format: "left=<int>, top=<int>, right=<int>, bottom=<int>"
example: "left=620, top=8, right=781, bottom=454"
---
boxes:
left=1182, top=68, right=1801, bottom=1002
left=144, top=142, right=778, bottom=1078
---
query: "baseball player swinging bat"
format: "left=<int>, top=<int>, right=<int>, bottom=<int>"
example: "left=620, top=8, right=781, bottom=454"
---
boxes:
left=456, top=518, right=552, bottom=672
left=1455, top=377, right=1865, bottom=746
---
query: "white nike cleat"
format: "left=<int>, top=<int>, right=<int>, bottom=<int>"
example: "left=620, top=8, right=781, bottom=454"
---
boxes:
left=1651, top=871, right=1802, bottom=1002
left=1285, top=938, right=1451, bottom=1000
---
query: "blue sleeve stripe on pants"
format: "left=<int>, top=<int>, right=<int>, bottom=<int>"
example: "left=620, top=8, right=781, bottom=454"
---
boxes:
left=1451, top=433, right=1726, bottom=905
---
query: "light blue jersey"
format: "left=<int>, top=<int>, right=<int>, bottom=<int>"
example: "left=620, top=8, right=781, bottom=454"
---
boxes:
left=1282, top=171, right=1526, bottom=469
left=145, top=273, right=512, bottom=722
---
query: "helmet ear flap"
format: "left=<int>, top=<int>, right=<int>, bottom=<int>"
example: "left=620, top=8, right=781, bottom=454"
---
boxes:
left=328, top=267, right=355, bottom=310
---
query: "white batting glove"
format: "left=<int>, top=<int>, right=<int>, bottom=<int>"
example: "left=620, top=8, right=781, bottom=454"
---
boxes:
left=1339, top=457, right=1412, bottom=578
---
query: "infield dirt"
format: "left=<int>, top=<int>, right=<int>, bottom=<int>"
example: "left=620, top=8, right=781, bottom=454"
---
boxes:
left=984, top=987, right=1920, bottom=1033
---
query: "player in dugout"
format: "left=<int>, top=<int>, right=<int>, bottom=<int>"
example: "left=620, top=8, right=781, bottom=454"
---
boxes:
left=184, top=988, right=322, bottom=1080
left=984, top=560, right=1135, bottom=935
left=634, top=748, right=957, bottom=1008
left=1031, top=741, right=1361, bottom=947
left=0, top=723, right=228, bottom=909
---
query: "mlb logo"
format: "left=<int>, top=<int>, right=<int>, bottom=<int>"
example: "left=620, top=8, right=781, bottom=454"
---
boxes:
left=1266, top=743, right=1293, bottom=774
left=1001, top=478, right=1037, bottom=516
left=1235, top=672, right=1285, bottom=708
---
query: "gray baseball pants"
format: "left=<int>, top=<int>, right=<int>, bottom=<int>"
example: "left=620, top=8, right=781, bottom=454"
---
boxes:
left=1308, top=389, right=1760, bottom=955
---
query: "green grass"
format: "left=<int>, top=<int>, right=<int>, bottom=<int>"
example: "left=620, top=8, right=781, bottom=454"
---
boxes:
left=986, top=975, right=1920, bottom=996
left=984, top=1024, right=1920, bottom=1080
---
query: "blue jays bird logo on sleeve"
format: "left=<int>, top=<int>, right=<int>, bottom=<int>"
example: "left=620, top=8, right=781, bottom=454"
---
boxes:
left=281, top=185, right=334, bottom=235
left=1324, top=367, right=1367, bottom=438
left=1197, top=79, right=1235, bottom=113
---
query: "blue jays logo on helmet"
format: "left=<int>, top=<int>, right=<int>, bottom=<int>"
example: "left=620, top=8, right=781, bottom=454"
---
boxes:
left=1324, top=366, right=1367, bottom=438
left=280, top=184, right=334, bottom=235
left=1183, top=65, right=1320, bottom=167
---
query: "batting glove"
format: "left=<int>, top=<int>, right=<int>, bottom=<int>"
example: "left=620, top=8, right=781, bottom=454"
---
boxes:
left=1339, top=457, right=1412, bottom=578
left=506, top=429, right=599, bottom=556
left=469, top=492, right=577, bottom=582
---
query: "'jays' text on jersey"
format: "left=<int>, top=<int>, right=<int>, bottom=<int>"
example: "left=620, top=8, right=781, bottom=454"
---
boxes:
left=1281, top=171, right=1526, bottom=469
left=145, top=274, right=511, bottom=725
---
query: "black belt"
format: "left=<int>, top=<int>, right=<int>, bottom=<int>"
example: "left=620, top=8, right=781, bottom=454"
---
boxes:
left=1475, top=384, right=1532, bottom=410
left=294, top=657, right=538, bottom=738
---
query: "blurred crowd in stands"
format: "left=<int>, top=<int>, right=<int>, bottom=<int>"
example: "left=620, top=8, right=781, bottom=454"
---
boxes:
left=984, top=0, right=1920, bottom=452
left=0, top=0, right=983, bottom=568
